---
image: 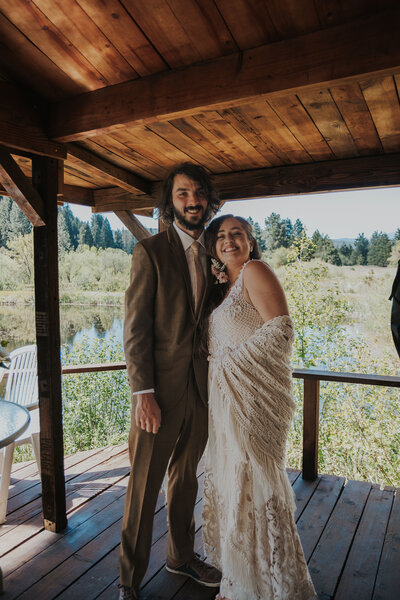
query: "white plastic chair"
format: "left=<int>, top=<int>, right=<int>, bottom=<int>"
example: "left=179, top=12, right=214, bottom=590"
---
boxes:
left=0, top=345, right=40, bottom=523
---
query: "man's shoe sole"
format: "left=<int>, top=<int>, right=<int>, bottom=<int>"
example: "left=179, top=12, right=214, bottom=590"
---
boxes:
left=165, top=565, right=220, bottom=588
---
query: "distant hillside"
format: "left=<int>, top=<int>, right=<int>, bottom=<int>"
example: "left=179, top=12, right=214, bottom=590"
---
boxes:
left=332, top=238, right=355, bottom=247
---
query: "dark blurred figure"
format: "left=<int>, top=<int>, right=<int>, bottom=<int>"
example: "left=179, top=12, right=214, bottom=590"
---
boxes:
left=389, top=260, right=400, bottom=358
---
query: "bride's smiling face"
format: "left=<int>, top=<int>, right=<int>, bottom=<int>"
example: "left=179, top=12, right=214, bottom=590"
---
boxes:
left=215, top=217, right=253, bottom=267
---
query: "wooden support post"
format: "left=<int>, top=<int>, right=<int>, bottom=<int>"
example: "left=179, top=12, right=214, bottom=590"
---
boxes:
left=302, top=378, right=320, bottom=481
left=32, top=156, right=67, bottom=532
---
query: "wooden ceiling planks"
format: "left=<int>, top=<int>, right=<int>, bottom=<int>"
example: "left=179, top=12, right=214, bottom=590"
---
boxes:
left=0, top=0, right=399, bottom=204
left=224, top=101, right=312, bottom=165
left=314, top=0, right=396, bottom=28
left=266, top=96, right=334, bottom=162
left=330, top=83, right=383, bottom=156
left=193, top=110, right=269, bottom=169
left=83, top=134, right=166, bottom=180
left=298, top=89, right=359, bottom=159
left=33, top=0, right=138, bottom=85
left=360, top=76, right=400, bottom=153
left=78, top=138, right=161, bottom=181
left=112, top=125, right=193, bottom=170
left=0, top=11, right=85, bottom=100
left=122, top=0, right=235, bottom=69
left=74, top=0, right=167, bottom=77
left=146, top=121, right=229, bottom=173
left=0, top=0, right=108, bottom=91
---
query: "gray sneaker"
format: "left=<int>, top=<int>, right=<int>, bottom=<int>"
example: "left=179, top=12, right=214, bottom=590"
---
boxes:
left=166, top=553, right=221, bottom=588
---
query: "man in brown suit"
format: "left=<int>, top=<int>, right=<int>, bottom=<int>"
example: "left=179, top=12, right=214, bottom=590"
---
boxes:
left=118, top=163, right=221, bottom=600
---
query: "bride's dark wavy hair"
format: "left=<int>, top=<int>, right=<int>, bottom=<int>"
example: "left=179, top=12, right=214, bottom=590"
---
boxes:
left=205, top=214, right=262, bottom=261
left=198, top=215, right=262, bottom=356
left=157, top=162, right=220, bottom=225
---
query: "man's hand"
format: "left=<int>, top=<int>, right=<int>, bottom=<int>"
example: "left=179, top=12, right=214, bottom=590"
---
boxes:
left=135, top=392, right=161, bottom=434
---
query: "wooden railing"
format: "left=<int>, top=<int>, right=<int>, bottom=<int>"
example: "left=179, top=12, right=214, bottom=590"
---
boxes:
left=62, top=363, right=400, bottom=481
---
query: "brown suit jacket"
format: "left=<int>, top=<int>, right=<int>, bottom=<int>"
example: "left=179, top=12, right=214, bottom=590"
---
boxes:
left=124, top=225, right=213, bottom=410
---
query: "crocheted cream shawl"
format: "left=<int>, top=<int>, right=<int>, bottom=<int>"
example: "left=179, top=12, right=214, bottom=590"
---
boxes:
left=213, top=315, right=295, bottom=470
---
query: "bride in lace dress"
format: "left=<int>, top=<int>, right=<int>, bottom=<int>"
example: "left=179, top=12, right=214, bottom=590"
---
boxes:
left=202, top=215, right=315, bottom=600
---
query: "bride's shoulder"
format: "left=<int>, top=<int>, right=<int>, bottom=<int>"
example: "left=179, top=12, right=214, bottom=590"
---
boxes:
left=243, top=259, right=281, bottom=290
left=243, top=259, right=275, bottom=278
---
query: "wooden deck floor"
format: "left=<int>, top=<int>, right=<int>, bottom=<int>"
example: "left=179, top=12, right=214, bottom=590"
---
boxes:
left=0, top=444, right=399, bottom=600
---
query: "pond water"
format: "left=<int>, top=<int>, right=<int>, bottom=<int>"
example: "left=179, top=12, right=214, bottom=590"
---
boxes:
left=0, top=304, right=125, bottom=353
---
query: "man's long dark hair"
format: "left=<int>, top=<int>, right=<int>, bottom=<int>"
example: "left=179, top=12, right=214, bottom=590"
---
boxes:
left=158, top=162, right=220, bottom=225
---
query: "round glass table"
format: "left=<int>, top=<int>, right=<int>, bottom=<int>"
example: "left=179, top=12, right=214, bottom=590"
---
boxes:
left=0, top=399, right=30, bottom=449
left=0, top=399, right=30, bottom=592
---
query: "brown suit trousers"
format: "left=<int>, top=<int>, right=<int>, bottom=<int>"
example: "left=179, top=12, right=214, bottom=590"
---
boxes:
left=119, top=226, right=211, bottom=590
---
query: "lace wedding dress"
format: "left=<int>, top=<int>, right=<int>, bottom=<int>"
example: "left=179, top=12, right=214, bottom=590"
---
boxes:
left=203, top=263, right=316, bottom=600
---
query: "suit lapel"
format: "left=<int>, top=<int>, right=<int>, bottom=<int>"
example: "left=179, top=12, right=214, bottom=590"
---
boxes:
left=167, top=225, right=195, bottom=317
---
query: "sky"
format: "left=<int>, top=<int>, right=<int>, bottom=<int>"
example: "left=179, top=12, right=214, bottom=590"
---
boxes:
left=70, top=186, right=400, bottom=240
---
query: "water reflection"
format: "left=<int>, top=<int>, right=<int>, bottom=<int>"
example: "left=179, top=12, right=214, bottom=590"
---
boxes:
left=0, top=304, right=124, bottom=351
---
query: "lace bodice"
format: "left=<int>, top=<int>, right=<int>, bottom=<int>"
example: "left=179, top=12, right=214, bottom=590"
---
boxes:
left=208, top=261, right=263, bottom=357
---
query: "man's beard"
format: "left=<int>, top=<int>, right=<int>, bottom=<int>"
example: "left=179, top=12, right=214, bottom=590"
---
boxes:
left=173, top=205, right=210, bottom=231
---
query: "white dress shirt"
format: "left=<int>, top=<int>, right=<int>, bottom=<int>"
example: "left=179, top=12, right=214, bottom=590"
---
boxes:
left=133, top=223, right=207, bottom=396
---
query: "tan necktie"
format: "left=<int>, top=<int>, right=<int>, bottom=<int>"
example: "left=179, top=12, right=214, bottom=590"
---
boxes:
left=191, top=241, right=205, bottom=312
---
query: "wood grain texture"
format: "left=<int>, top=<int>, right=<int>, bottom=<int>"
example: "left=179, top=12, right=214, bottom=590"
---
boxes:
left=0, top=0, right=108, bottom=91
left=0, top=148, right=45, bottom=226
left=92, top=187, right=153, bottom=213
left=308, top=480, right=371, bottom=598
left=299, top=88, right=359, bottom=158
left=33, top=0, right=137, bottom=85
left=66, top=143, right=151, bottom=194
left=224, top=101, right=311, bottom=164
left=146, top=121, right=229, bottom=173
left=211, top=153, right=400, bottom=201
left=360, top=76, right=400, bottom=153
left=32, top=156, right=66, bottom=533
left=72, top=0, right=167, bottom=77
left=0, top=11, right=85, bottom=100
left=267, top=95, right=334, bottom=161
left=193, top=110, right=268, bottom=169
left=114, top=210, right=151, bottom=240
left=373, top=490, right=400, bottom=600
left=335, top=486, right=393, bottom=600
left=0, top=82, right=66, bottom=159
left=330, top=82, right=383, bottom=155
left=50, top=7, right=400, bottom=141
left=302, top=378, right=320, bottom=480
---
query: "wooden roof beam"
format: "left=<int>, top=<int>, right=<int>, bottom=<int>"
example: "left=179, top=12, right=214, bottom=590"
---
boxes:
left=92, top=186, right=154, bottom=213
left=0, top=147, right=45, bottom=226
left=213, top=153, right=400, bottom=201
left=0, top=82, right=66, bottom=159
left=66, top=143, right=151, bottom=195
left=51, top=6, right=400, bottom=142
left=114, top=211, right=151, bottom=241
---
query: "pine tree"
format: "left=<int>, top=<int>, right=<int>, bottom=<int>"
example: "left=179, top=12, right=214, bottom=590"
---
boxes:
left=113, top=230, right=124, bottom=250
left=78, top=222, right=94, bottom=247
left=293, top=218, right=305, bottom=239
left=352, top=233, right=369, bottom=265
left=367, top=231, right=392, bottom=267
left=91, top=214, right=105, bottom=248
left=9, top=202, right=31, bottom=240
left=121, top=229, right=136, bottom=254
left=248, top=217, right=267, bottom=251
left=63, top=205, right=79, bottom=249
left=58, top=210, right=72, bottom=254
left=101, top=217, right=115, bottom=249
left=0, top=196, right=13, bottom=247
left=264, top=213, right=291, bottom=250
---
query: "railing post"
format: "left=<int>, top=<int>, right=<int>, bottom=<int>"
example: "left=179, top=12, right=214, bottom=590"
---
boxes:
left=302, top=378, right=320, bottom=480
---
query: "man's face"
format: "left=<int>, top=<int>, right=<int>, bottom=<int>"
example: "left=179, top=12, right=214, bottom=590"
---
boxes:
left=171, top=174, right=209, bottom=234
